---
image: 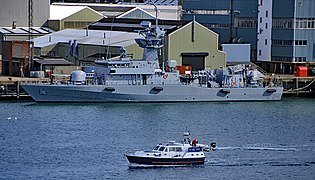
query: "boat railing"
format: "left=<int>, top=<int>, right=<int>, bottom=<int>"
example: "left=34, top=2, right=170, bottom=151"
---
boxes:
left=250, top=63, right=268, bottom=75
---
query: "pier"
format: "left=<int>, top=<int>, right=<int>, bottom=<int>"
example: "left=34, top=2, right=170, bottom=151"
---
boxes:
left=0, top=76, right=49, bottom=100
left=264, top=74, right=315, bottom=96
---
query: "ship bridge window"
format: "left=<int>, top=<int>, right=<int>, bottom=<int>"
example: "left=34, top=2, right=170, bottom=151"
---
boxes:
left=169, top=147, right=176, bottom=152
left=158, top=146, right=165, bottom=151
left=175, top=147, right=182, bottom=152
left=154, top=146, right=160, bottom=150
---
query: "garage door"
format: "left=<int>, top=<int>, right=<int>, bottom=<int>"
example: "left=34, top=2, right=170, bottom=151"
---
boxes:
left=181, top=52, right=208, bottom=71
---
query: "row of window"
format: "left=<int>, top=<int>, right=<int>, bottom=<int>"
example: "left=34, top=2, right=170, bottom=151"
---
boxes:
left=237, top=17, right=315, bottom=29
left=295, top=57, right=307, bottom=62
left=235, top=17, right=257, bottom=28
left=182, top=9, right=230, bottom=15
left=183, top=13, right=314, bottom=30
left=273, top=18, right=294, bottom=29
left=295, top=18, right=315, bottom=29
left=204, top=23, right=229, bottom=29
left=271, top=56, right=307, bottom=62
left=271, top=56, right=294, bottom=62
left=271, top=40, right=307, bottom=46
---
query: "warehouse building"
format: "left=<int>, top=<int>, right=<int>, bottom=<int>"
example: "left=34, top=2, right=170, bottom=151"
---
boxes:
left=182, top=0, right=315, bottom=65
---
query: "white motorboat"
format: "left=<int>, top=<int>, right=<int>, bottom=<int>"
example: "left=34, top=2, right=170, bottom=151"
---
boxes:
left=125, top=132, right=216, bottom=166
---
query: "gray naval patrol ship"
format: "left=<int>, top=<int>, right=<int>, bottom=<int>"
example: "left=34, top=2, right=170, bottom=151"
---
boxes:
left=22, top=19, right=283, bottom=102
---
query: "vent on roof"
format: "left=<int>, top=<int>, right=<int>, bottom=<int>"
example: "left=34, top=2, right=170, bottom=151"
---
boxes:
left=12, top=21, right=17, bottom=29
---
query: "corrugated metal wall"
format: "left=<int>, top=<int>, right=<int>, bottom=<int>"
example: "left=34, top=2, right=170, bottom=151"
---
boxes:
left=0, top=0, right=50, bottom=27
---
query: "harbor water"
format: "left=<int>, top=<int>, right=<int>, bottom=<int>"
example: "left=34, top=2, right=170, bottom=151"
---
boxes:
left=0, top=97, right=314, bottom=179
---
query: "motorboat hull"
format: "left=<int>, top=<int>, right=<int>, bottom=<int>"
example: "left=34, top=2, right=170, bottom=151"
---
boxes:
left=126, top=155, right=205, bottom=165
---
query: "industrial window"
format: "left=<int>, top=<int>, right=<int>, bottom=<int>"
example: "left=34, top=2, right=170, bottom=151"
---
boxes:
left=14, top=46, right=23, bottom=57
left=295, top=40, right=307, bottom=46
left=182, top=9, right=230, bottom=15
left=260, top=17, right=262, bottom=23
left=265, top=39, right=268, bottom=45
left=205, top=23, right=229, bottom=28
left=273, top=18, right=293, bottom=29
left=271, top=56, right=293, bottom=62
left=295, top=18, right=315, bottom=29
left=260, top=0, right=263, bottom=6
left=259, top=50, right=261, bottom=56
left=235, top=17, right=257, bottom=28
left=272, top=40, right=293, bottom=46
left=266, top=11, right=268, bottom=18
left=295, top=57, right=306, bottom=62
left=265, top=23, right=268, bottom=29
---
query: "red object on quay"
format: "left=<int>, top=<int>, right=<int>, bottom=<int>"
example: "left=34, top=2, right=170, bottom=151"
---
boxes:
left=294, top=66, right=308, bottom=77
left=175, top=66, right=192, bottom=76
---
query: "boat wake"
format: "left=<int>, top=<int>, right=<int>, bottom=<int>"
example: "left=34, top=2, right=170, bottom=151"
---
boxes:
left=217, top=146, right=298, bottom=151
left=205, top=159, right=315, bottom=167
left=205, top=143, right=315, bottom=167
left=217, top=143, right=299, bottom=151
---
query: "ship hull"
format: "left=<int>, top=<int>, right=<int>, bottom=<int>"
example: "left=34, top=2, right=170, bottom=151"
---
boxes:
left=21, top=84, right=283, bottom=102
left=126, top=155, right=205, bottom=165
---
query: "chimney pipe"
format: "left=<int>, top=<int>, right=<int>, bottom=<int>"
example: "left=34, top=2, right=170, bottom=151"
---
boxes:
left=12, top=21, right=17, bottom=29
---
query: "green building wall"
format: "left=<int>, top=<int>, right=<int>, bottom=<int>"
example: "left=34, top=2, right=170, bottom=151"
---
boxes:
left=167, top=21, right=226, bottom=69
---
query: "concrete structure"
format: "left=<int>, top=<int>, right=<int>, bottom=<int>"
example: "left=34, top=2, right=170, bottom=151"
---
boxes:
left=0, top=0, right=50, bottom=27
left=48, top=5, right=105, bottom=31
left=257, top=0, right=273, bottom=62
left=182, top=0, right=315, bottom=63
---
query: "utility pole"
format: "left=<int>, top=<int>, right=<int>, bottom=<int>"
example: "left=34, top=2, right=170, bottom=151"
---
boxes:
left=28, top=0, right=33, bottom=74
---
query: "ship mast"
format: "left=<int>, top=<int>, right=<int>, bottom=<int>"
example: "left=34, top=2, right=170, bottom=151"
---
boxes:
left=135, top=0, right=165, bottom=69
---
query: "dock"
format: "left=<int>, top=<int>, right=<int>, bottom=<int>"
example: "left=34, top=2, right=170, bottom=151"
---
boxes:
left=0, top=76, right=49, bottom=100
left=264, top=74, right=315, bottom=96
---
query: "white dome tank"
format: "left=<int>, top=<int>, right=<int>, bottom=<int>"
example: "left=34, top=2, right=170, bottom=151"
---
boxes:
left=70, top=70, right=86, bottom=84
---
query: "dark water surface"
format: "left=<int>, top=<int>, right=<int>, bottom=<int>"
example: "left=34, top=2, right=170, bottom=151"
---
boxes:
left=0, top=97, right=314, bottom=179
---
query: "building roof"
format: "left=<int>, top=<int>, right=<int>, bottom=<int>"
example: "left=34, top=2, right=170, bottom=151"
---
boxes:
left=33, top=58, right=73, bottom=65
left=116, top=7, right=155, bottom=19
left=52, top=3, right=180, bottom=20
left=88, top=18, right=187, bottom=34
left=0, top=27, right=54, bottom=35
left=33, top=29, right=142, bottom=48
left=49, top=5, right=105, bottom=20
left=119, top=0, right=179, bottom=6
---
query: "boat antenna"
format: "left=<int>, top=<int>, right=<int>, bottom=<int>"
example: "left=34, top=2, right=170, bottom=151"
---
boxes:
left=149, top=0, right=165, bottom=72
left=148, top=0, right=158, bottom=28
left=105, top=17, right=115, bottom=60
